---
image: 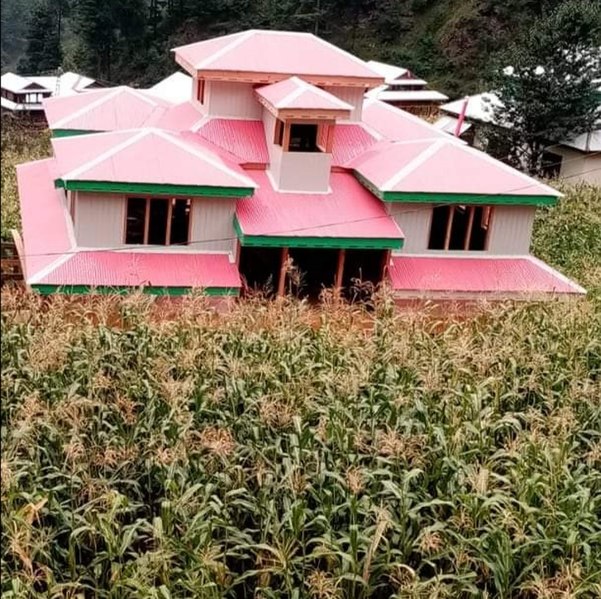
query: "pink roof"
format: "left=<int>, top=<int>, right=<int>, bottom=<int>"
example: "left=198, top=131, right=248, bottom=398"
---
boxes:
left=156, top=101, right=203, bottom=131
left=197, top=118, right=269, bottom=164
left=351, top=139, right=560, bottom=197
left=388, top=255, right=585, bottom=297
left=236, top=171, right=404, bottom=240
left=34, top=251, right=241, bottom=289
left=17, top=159, right=75, bottom=282
left=52, top=129, right=256, bottom=190
left=173, top=30, right=383, bottom=81
left=43, top=86, right=172, bottom=131
left=331, top=124, right=379, bottom=167
left=256, top=77, right=353, bottom=112
left=362, top=98, right=450, bottom=143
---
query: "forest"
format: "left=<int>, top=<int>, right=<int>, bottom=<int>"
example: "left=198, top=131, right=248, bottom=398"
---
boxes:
left=0, top=0, right=581, bottom=96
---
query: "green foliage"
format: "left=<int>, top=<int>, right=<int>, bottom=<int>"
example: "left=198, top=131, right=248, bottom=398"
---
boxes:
left=489, top=0, right=601, bottom=173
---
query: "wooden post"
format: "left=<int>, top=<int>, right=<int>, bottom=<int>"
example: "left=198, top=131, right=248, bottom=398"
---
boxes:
left=463, top=206, right=475, bottom=250
left=334, top=248, right=346, bottom=292
left=380, top=249, right=391, bottom=281
left=278, top=247, right=289, bottom=296
left=443, top=206, right=455, bottom=250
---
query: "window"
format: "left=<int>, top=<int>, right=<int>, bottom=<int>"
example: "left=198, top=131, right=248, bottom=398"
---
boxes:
left=125, top=197, right=191, bottom=246
left=428, top=205, right=492, bottom=251
left=196, top=78, right=205, bottom=104
left=288, top=123, right=319, bottom=152
left=274, top=119, right=284, bottom=146
left=541, top=151, right=562, bottom=179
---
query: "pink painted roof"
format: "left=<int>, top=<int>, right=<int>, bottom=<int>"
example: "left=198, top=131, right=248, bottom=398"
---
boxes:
left=256, top=77, right=353, bottom=112
left=173, top=30, right=383, bottom=81
left=197, top=118, right=269, bottom=164
left=52, top=129, right=257, bottom=190
left=351, top=138, right=561, bottom=197
left=362, top=98, right=450, bottom=143
left=17, top=159, right=75, bottom=282
left=236, top=171, right=404, bottom=240
left=43, top=86, right=172, bottom=131
left=156, top=101, right=203, bottom=131
left=388, top=255, right=585, bottom=296
left=331, top=124, right=379, bottom=167
left=35, top=251, right=241, bottom=289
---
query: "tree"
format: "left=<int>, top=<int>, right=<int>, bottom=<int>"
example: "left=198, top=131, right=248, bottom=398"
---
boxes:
left=489, top=0, right=601, bottom=174
left=18, top=0, right=62, bottom=74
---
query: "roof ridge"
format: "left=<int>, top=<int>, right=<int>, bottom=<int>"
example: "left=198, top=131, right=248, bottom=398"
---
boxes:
left=51, top=86, right=124, bottom=129
left=196, top=30, right=255, bottom=69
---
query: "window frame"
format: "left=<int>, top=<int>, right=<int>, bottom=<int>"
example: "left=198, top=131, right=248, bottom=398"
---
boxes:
left=124, top=196, right=192, bottom=247
left=196, top=78, right=205, bottom=104
left=427, top=204, right=494, bottom=251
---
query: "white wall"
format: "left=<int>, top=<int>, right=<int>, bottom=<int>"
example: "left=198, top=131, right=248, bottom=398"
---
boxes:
left=557, top=147, right=601, bottom=185
left=190, top=197, right=237, bottom=253
left=277, top=152, right=332, bottom=192
left=204, top=80, right=262, bottom=119
left=75, top=192, right=125, bottom=247
left=386, top=202, right=536, bottom=256
left=323, top=86, right=364, bottom=121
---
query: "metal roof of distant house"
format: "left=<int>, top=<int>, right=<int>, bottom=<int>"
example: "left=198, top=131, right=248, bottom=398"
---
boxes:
left=350, top=138, right=561, bottom=202
left=255, top=77, right=353, bottom=114
left=235, top=171, right=404, bottom=249
left=43, top=86, right=173, bottom=132
left=52, top=129, right=257, bottom=195
left=366, top=60, right=409, bottom=84
left=432, top=115, right=473, bottom=136
left=173, top=30, right=384, bottom=84
left=372, top=90, right=448, bottom=103
left=147, top=71, right=193, bottom=103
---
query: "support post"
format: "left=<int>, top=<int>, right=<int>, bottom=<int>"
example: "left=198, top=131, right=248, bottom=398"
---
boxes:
left=278, top=247, right=289, bottom=296
left=380, top=249, right=392, bottom=282
left=334, top=248, right=346, bottom=292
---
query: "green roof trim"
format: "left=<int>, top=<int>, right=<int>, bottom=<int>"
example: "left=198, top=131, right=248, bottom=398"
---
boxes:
left=52, top=129, right=99, bottom=138
left=233, top=216, right=403, bottom=250
left=54, top=179, right=255, bottom=198
left=353, top=171, right=558, bottom=206
left=32, top=285, right=240, bottom=297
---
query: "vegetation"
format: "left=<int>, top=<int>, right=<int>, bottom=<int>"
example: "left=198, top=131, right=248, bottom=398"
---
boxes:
left=1, top=119, right=601, bottom=596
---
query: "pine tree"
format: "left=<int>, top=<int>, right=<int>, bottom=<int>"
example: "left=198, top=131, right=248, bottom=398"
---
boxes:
left=18, top=0, right=62, bottom=74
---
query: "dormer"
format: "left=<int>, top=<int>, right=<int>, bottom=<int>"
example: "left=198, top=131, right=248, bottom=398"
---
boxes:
left=256, top=77, right=353, bottom=192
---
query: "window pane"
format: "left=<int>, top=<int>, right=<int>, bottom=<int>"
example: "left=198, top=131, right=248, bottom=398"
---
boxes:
left=148, top=199, right=169, bottom=245
left=469, top=206, right=489, bottom=250
left=125, top=197, right=146, bottom=244
left=170, top=199, right=191, bottom=246
left=288, top=124, right=318, bottom=152
left=428, top=206, right=450, bottom=250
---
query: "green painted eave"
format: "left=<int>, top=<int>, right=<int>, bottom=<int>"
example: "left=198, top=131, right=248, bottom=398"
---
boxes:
left=353, top=171, right=558, bottom=206
left=233, top=216, right=403, bottom=250
left=54, top=179, right=254, bottom=198
left=51, top=129, right=99, bottom=138
left=32, top=284, right=240, bottom=297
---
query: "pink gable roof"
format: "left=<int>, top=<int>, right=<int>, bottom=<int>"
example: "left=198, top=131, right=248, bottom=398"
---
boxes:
left=236, top=171, right=403, bottom=241
left=256, top=77, right=353, bottom=112
left=331, top=124, right=379, bottom=167
left=53, top=129, right=257, bottom=190
left=197, top=118, right=269, bottom=164
left=362, top=98, right=450, bottom=143
left=173, top=30, right=383, bottom=81
left=388, top=255, right=585, bottom=296
left=156, top=101, right=203, bottom=131
left=43, top=86, right=172, bottom=131
left=351, top=138, right=560, bottom=198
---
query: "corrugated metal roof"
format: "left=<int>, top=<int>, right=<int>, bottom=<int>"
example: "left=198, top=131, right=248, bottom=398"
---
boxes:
left=331, top=123, right=379, bottom=167
left=35, top=251, right=241, bottom=289
left=388, top=255, right=585, bottom=296
left=373, top=90, right=448, bottom=102
left=366, top=61, right=409, bottom=84
left=173, top=30, right=383, bottom=81
left=236, top=171, right=404, bottom=240
left=156, top=101, right=203, bottom=131
left=198, top=118, right=269, bottom=164
left=433, top=115, right=472, bottom=136
left=256, top=77, right=353, bottom=112
left=148, top=72, right=193, bottom=103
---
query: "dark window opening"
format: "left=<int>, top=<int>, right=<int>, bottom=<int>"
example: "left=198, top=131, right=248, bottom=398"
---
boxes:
left=288, top=123, right=319, bottom=152
left=428, top=205, right=492, bottom=251
left=274, top=119, right=284, bottom=146
left=287, top=248, right=338, bottom=299
left=125, top=197, right=191, bottom=246
left=541, top=151, right=562, bottom=179
left=197, top=79, right=205, bottom=104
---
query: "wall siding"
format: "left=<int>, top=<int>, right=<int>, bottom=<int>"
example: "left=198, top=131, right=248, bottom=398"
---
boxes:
left=75, top=192, right=125, bottom=247
left=206, top=81, right=262, bottom=119
left=278, top=152, right=332, bottom=192
left=386, top=203, right=432, bottom=254
left=323, top=86, right=364, bottom=121
left=190, top=197, right=237, bottom=253
left=487, top=205, right=535, bottom=254
left=557, top=147, right=601, bottom=185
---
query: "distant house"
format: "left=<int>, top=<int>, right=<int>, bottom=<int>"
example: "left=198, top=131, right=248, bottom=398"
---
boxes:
left=147, top=72, right=193, bottom=104
left=365, top=60, right=448, bottom=118
left=14, top=30, right=584, bottom=301
left=438, top=90, right=601, bottom=185
left=0, top=71, right=101, bottom=115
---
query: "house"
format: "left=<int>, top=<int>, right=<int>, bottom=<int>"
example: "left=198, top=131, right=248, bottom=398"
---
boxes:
left=147, top=71, right=193, bottom=104
left=438, top=90, right=601, bottom=185
left=365, top=60, right=448, bottom=118
left=15, top=29, right=584, bottom=301
left=1, top=71, right=101, bottom=114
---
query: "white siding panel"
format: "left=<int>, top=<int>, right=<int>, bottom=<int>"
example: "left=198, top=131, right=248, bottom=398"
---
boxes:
left=206, top=81, right=262, bottom=119
left=386, top=203, right=432, bottom=254
left=558, top=147, right=601, bottom=185
left=323, top=86, right=364, bottom=121
left=190, top=197, right=237, bottom=253
left=487, top=205, right=535, bottom=254
left=278, top=152, right=332, bottom=192
left=75, top=192, right=124, bottom=247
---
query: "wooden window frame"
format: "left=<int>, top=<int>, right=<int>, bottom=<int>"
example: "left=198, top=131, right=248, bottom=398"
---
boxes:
left=123, top=197, right=192, bottom=246
left=276, top=119, right=334, bottom=153
left=196, top=78, right=205, bottom=104
left=429, top=205, right=494, bottom=251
